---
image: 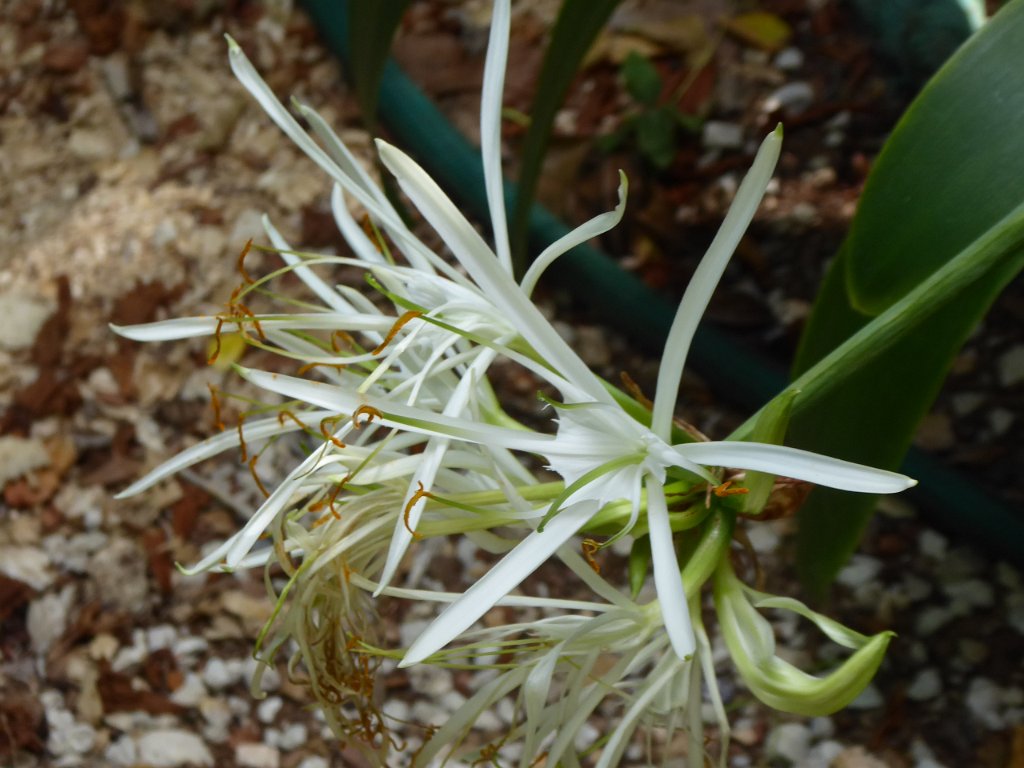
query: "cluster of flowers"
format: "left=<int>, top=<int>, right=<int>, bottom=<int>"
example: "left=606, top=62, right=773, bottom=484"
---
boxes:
left=114, top=2, right=913, bottom=764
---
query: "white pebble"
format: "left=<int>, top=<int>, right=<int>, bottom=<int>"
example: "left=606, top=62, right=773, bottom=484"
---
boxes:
left=906, top=668, right=943, bottom=701
left=257, top=696, right=284, bottom=724
left=702, top=121, right=744, bottom=150
left=943, top=579, right=995, bottom=610
left=774, top=47, right=804, bottom=71
left=202, top=657, right=240, bottom=690
left=298, top=758, right=329, bottom=768
left=137, top=730, right=213, bottom=767
left=235, top=743, right=281, bottom=768
left=915, top=606, right=955, bottom=636
left=918, top=530, right=948, bottom=559
left=764, top=82, right=815, bottom=116
left=169, top=673, right=208, bottom=707
left=805, top=740, right=844, bottom=768
left=106, top=734, right=138, bottom=766
left=836, top=555, right=882, bottom=588
left=766, top=722, right=811, bottom=764
left=847, top=683, right=884, bottom=710
left=966, top=678, right=1005, bottom=729
left=278, top=723, right=307, bottom=751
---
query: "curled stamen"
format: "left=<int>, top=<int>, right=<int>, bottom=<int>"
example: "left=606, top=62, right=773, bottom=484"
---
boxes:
left=330, top=330, right=356, bottom=353
left=620, top=371, right=653, bottom=411
left=352, top=405, right=383, bottom=429
left=371, top=311, right=422, bottom=355
left=319, top=416, right=347, bottom=449
left=208, top=318, right=225, bottom=365
left=248, top=454, right=270, bottom=498
left=713, top=480, right=749, bottom=498
left=277, top=409, right=307, bottom=431
left=237, top=415, right=249, bottom=463
left=207, top=383, right=225, bottom=431
left=402, top=482, right=430, bottom=538
left=581, top=538, right=602, bottom=575
left=232, top=302, right=266, bottom=340
left=236, top=238, right=255, bottom=284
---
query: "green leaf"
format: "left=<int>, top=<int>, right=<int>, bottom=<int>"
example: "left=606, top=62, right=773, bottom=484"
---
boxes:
left=742, top=389, right=798, bottom=515
left=628, top=536, right=652, bottom=598
left=622, top=51, right=662, bottom=106
left=347, top=0, right=412, bottom=131
left=634, top=107, right=677, bottom=169
left=510, top=0, right=622, bottom=275
left=846, top=0, right=1024, bottom=312
left=780, top=0, right=1024, bottom=591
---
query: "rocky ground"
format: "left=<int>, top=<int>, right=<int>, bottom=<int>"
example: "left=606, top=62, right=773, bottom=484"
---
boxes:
left=0, top=1, right=1022, bottom=767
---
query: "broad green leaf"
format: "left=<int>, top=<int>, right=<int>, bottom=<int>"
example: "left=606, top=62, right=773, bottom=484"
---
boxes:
left=510, top=0, right=622, bottom=275
left=846, top=0, right=1024, bottom=311
left=347, top=0, right=411, bottom=131
left=782, top=1, right=1024, bottom=591
left=634, top=107, right=677, bottom=169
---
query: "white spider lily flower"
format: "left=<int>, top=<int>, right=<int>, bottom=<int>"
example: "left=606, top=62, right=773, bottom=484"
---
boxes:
left=391, top=127, right=916, bottom=668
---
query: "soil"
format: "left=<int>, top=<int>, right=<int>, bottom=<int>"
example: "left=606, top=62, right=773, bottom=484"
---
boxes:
left=0, top=1, right=1021, bottom=767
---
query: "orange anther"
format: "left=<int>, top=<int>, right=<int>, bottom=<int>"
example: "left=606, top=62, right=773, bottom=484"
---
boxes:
left=402, top=482, right=430, bottom=538
left=236, top=238, right=255, bottom=284
left=351, top=405, right=383, bottom=429
left=713, top=480, right=749, bottom=498
left=330, top=330, right=356, bottom=353
left=581, top=538, right=602, bottom=575
left=236, top=415, right=249, bottom=463
left=297, top=361, right=346, bottom=376
left=207, top=383, right=225, bottom=431
left=319, top=416, right=347, bottom=449
left=371, top=311, right=422, bottom=355
left=208, top=318, right=225, bottom=365
left=277, top=409, right=306, bottom=431
left=248, top=454, right=270, bottom=498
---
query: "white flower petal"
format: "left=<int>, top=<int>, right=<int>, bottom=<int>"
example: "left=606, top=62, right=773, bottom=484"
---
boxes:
left=646, top=479, right=695, bottom=660
left=110, top=317, right=220, bottom=341
left=481, top=0, right=513, bottom=272
left=677, top=441, right=916, bottom=493
left=115, top=410, right=333, bottom=497
left=521, top=171, right=629, bottom=297
left=262, top=215, right=355, bottom=313
left=651, top=127, right=782, bottom=440
left=399, top=501, right=598, bottom=667
left=376, top=140, right=613, bottom=404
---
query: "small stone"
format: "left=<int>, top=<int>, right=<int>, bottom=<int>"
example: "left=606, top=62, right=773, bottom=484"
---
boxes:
left=0, top=545, right=53, bottom=590
left=906, top=668, right=943, bottom=701
left=278, top=723, right=307, bottom=751
left=235, top=743, right=281, bottom=768
left=805, top=740, right=844, bottom=768
left=764, top=81, right=815, bottom=116
left=27, top=585, right=75, bottom=654
left=774, top=47, right=804, bottom=70
left=106, top=734, right=138, bottom=766
left=257, top=696, right=283, bottom=724
left=0, top=436, right=50, bottom=485
left=69, top=127, right=121, bottom=162
left=915, top=606, right=955, bottom=636
left=575, top=326, right=611, bottom=368
left=0, top=294, right=52, bottom=351
left=202, top=657, right=240, bottom=690
left=766, top=722, right=811, bottom=764
left=833, top=746, right=889, bottom=768
left=297, top=758, right=329, bottom=768
left=1006, top=594, right=1024, bottom=635
left=200, top=697, right=233, bottom=743
left=918, top=530, right=947, bottom=559
left=88, top=537, right=149, bottom=613
left=943, top=578, right=994, bottom=610
left=966, top=678, right=1005, bottom=729
left=847, top=683, right=884, bottom=710
left=997, top=346, right=1024, bottom=386
left=836, top=555, right=882, bottom=588
left=169, top=672, right=207, bottom=707
left=745, top=523, right=780, bottom=554
left=137, top=729, right=214, bottom=767
left=702, top=120, right=744, bottom=150
left=988, top=407, right=1015, bottom=436
left=914, top=413, right=955, bottom=450
left=950, top=391, right=985, bottom=416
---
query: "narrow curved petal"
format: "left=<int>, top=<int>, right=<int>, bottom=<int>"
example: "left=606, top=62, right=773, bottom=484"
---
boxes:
left=399, top=501, right=598, bottom=667
left=481, top=0, right=513, bottom=272
left=521, top=171, right=629, bottom=297
left=110, top=317, right=220, bottom=341
left=262, top=215, right=355, bottom=313
left=646, top=478, right=695, bottom=660
left=651, top=127, right=783, bottom=441
left=677, top=441, right=916, bottom=494
left=115, top=410, right=334, bottom=497
left=376, top=141, right=613, bottom=405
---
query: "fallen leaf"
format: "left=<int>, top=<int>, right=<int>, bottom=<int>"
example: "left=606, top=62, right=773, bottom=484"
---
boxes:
left=723, top=12, right=792, bottom=52
left=98, top=662, right=185, bottom=716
